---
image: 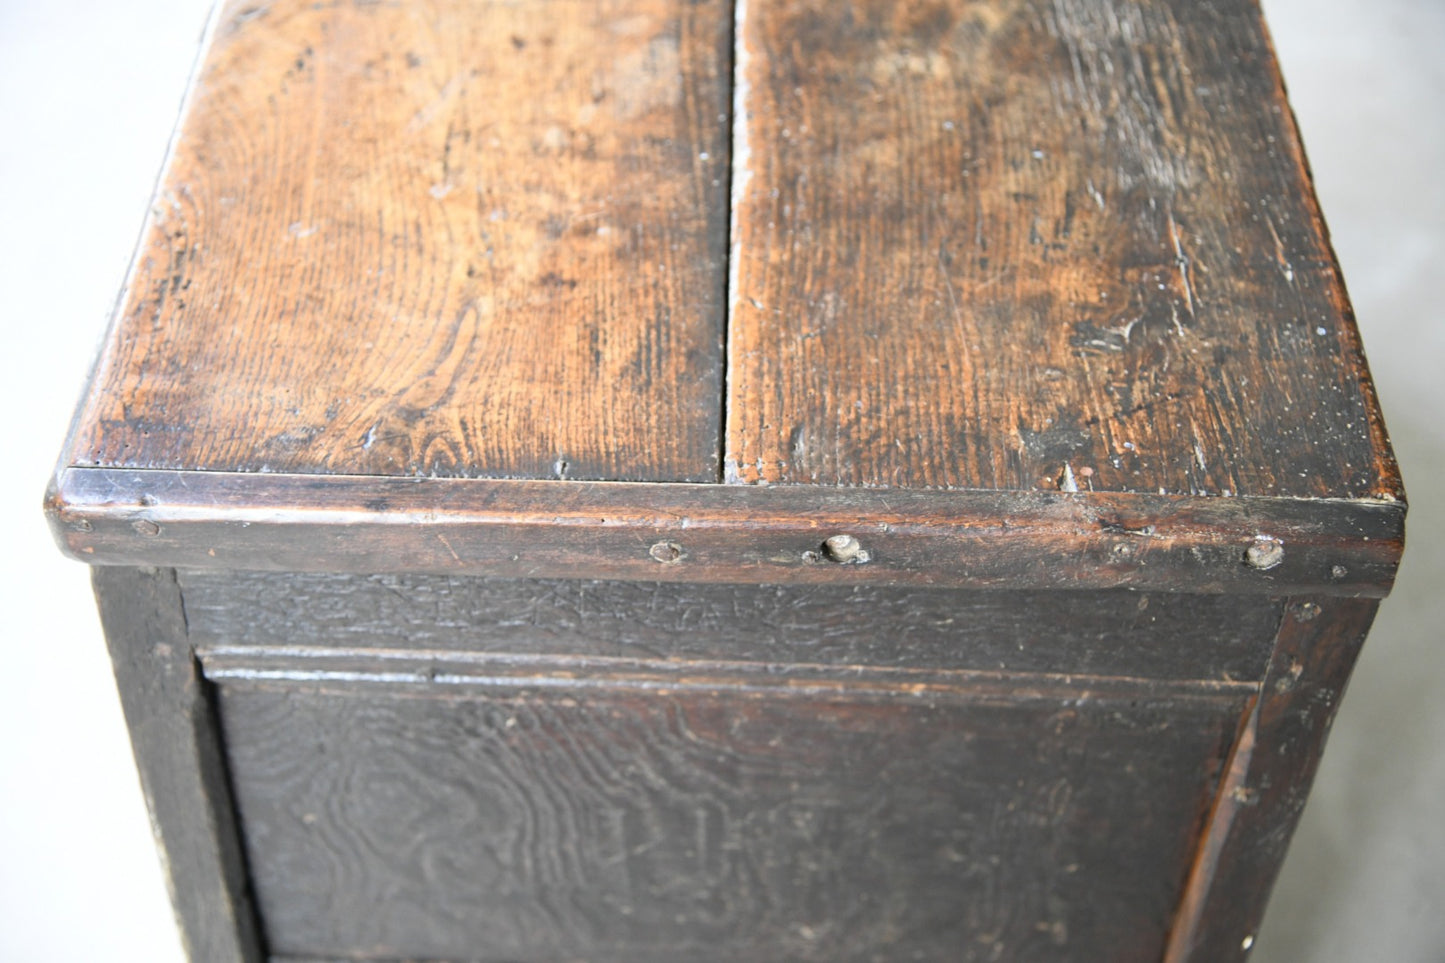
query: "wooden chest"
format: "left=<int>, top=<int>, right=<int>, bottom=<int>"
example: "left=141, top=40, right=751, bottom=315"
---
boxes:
left=48, top=0, right=1405, bottom=960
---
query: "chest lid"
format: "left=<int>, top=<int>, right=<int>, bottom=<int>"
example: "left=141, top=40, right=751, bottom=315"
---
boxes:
left=49, top=0, right=1404, bottom=596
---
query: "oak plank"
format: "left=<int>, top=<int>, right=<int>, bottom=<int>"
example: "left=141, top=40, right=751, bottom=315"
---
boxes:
left=1163, top=596, right=1379, bottom=961
left=48, top=468, right=1406, bottom=596
left=177, top=569, right=1283, bottom=683
left=726, top=0, right=1400, bottom=500
left=91, top=566, right=264, bottom=963
left=214, top=670, right=1243, bottom=961
left=69, top=0, right=731, bottom=481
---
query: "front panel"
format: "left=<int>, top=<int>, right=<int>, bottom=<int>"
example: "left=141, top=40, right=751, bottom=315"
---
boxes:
left=194, top=572, right=1264, bottom=962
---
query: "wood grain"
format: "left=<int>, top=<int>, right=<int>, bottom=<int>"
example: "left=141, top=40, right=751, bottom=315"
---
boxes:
left=179, top=569, right=1282, bottom=683
left=48, top=468, right=1405, bottom=596
left=47, top=0, right=1407, bottom=599
left=91, top=566, right=264, bottom=963
left=214, top=669, right=1244, bottom=961
left=68, top=0, right=731, bottom=482
left=1164, top=596, right=1379, bottom=961
left=726, top=0, right=1400, bottom=500
left=53, top=7, right=1408, bottom=956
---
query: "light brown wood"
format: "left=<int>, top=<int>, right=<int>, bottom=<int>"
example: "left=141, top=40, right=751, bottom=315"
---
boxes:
left=48, top=0, right=1407, bottom=598
left=725, top=0, right=1401, bottom=500
left=69, top=0, right=732, bottom=482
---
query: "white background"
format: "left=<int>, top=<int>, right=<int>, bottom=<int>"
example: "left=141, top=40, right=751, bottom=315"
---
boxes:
left=0, top=1, right=1440, bottom=959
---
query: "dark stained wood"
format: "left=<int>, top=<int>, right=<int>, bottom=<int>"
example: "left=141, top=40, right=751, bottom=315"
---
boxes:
left=90, top=566, right=264, bottom=963
left=725, top=0, right=1401, bottom=501
left=199, top=648, right=1254, bottom=705
left=212, top=665, right=1246, bottom=961
left=46, top=0, right=1406, bottom=602
left=1163, top=596, right=1379, bottom=962
left=51, top=1, right=1409, bottom=959
left=179, top=570, right=1281, bottom=683
left=67, top=0, right=731, bottom=482
left=48, top=468, right=1404, bottom=597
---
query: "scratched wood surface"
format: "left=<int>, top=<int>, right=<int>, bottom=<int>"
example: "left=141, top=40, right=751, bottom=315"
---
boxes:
left=59, top=0, right=1402, bottom=505
left=68, top=0, right=731, bottom=482
left=49, top=469, right=1406, bottom=597
left=213, top=673, right=1244, bottom=962
left=55, top=5, right=1409, bottom=961
left=725, top=0, right=1400, bottom=500
left=179, top=570, right=1282, bottom=682
left=1164, top=597, right=1379, bottom=963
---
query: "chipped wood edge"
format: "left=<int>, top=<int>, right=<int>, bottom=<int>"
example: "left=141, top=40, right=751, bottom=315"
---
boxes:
left=49, top=467, right=1403, bottom=596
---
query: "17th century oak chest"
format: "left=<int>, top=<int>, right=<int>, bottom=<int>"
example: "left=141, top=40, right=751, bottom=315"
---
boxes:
left=47, top=0, right=1405, bottom=960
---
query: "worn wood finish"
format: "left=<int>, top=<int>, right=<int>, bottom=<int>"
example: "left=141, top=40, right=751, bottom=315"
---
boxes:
left=49, top=468, right=1404, bottom=597
left=67, top=0, right=731, bottom=482
left=726, top=0, right=1399, bottom=501
left=199, top=648, right=1255, bottom=705
left=1164, top=596, right=1379, bottom=962
left=212, top=668, right=1244, bottom=962
left=91, top=566, right=264, bottom=963
left=179, top=570, right=1282, bottom=683
left=45, top=0, right=1405, bottom=595
left=52, top=1, right=1408, bottom=959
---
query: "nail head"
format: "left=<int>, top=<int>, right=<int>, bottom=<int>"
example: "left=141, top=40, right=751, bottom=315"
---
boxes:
left=648, top=541, right=684, bottom=563
left=823, top=534, right=869, bottom=563
left=1245, top=538, right=1284, bottom=571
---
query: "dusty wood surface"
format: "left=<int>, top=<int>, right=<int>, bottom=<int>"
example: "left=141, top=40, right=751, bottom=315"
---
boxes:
left=53, top=8, right=1407, bottom=954
left=91, top=566, right=264, bottom=963
left=68, top=0, right=731, bottom=482
left=48, top=0, right=1406, bottom=596
left=725, top=0, right=1400, bottom=501
left=178, top=570, right=1281, bottom=682
left=49, top=468, right=1404, bottom=596
left=213, top=664, right=1243, bottom=961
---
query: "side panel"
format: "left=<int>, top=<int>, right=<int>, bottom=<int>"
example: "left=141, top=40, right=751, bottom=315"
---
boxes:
left=90, top=567, right=1377, bottom=963
left=213, top=667, right=1245, bottom=962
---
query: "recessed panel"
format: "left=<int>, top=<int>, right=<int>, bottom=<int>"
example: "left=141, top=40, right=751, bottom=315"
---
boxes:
left=218, top=673, right=1243, bottom=961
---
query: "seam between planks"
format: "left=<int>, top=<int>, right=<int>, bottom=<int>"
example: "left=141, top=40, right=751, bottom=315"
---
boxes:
left=722, top=0, right=751, bottom=484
